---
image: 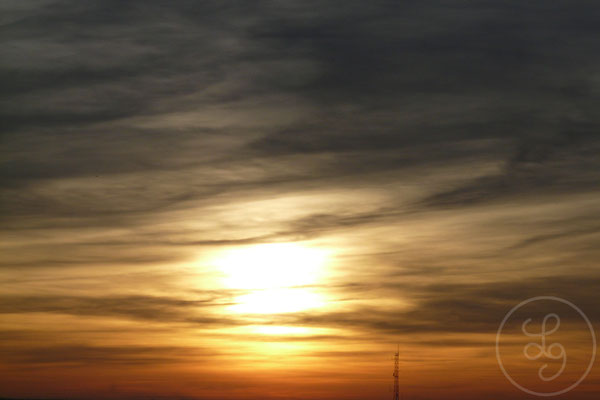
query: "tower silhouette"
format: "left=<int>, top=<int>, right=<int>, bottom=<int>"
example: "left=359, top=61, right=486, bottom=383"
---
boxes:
left=393, top=345, right=399, bottom=400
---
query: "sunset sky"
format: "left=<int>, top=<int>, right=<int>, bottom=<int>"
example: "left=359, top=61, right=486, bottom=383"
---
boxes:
left=1, top=1, right=599, bottom=399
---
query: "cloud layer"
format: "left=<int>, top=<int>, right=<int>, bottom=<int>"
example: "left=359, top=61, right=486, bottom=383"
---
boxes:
left=1, top=1, right=599, bottom=399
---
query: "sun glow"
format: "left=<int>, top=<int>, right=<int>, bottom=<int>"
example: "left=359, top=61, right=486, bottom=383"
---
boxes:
left=213, top=243, right=329, bottom=314
left=230, top=288, right=323, bottom=314
left=249, top=325, right=314, bottom=335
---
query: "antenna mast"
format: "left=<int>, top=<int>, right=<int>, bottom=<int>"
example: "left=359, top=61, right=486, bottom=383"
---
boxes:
left=393, top=345, right=400, bottom=400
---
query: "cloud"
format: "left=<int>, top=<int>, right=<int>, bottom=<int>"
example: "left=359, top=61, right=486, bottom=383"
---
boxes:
left=0, top=344, right=214, bottom=366
left=283, top=273, right=600, bottom=336
left=0, top=294, right=237, bottom=325
left=2, top=0, right=599, bottom=235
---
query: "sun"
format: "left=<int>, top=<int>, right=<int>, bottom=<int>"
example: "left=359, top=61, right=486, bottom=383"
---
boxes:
left=213, top=243, right=329, bottom=314
left=216, top=243, right=327, bottom=290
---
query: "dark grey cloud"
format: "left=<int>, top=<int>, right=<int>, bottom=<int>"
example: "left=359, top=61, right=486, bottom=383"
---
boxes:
left=0, top=294, right=237, bottom=325
left=3, top=0, right=599, bottom=200
left=1, top=0, right=598, bottom=258
left=284, top=273, right=600, bottom=336
left=420, top=133, right=600, bottom=209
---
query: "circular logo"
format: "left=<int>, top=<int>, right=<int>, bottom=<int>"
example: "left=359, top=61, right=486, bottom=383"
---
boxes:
left=496, top=296, right=596, bottom=396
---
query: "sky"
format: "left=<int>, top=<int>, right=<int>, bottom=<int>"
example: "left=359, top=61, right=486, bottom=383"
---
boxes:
left=1, top=1, right=599, bottom=399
